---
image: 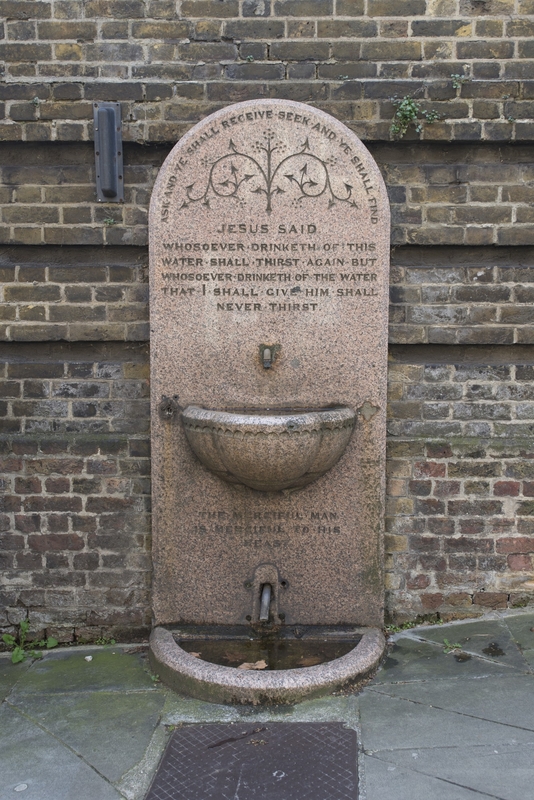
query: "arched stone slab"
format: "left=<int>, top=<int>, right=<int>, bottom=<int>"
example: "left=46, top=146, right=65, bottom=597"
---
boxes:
left=149, top=100, right=390, bottom=629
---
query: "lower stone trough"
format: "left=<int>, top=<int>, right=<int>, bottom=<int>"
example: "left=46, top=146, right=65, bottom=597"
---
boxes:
left=148, top=99, right=390, bottom=703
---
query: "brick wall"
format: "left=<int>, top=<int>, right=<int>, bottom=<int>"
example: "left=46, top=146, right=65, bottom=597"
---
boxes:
left=390, top=246, right=534, bottom=343
left=2, top=244, right=534, bottom=345
left=1, top=247, right=534, bottom=637
left=3, top=337, right=534, bottom=638
left=2, top=0, right=534, bottom=637
left=1, top=0, right=534, bottom=143
left=387, top=346, right=534, bottom=620
left=2, top=142, right=534, bottom=247
left=0, top=246, right=149, bottom=340
left=0, top=342, right=151, bottom=642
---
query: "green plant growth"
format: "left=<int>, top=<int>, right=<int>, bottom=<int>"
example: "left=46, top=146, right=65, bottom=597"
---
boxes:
left=390, top=96, right=439, bottom=139
left=2, top=620, right=58, bottom=664
left=95, top=636, right=116, bottom=646
left=102, top=217, right=118, bottom=226
left=451, top=73, right=469, bottom=91
left=385, top=621, right=418, bottom=633
left=385, top=614, right=443, bottom=634
left=443, top=638, right=462, bottom=654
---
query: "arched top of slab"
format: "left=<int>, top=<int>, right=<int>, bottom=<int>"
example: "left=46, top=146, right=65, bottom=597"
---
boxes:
left=149, top=99, right=389, bottom=239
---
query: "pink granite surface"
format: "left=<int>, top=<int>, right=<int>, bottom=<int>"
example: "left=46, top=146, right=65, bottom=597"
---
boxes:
left=149, top=626, right=386, bottom=705
left=181, top=405, right=356, bottom=491
left=149, top=100, right=390, bottom=628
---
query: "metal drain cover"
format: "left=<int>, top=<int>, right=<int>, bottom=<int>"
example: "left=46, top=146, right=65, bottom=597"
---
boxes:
left=145, top=722, right=358, bottom=800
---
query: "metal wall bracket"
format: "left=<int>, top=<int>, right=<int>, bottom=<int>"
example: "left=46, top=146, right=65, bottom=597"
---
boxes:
left=93, top=102, right=124, bottom=203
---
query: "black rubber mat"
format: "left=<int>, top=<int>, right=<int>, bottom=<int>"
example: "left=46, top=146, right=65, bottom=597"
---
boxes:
left=145, top=722, right=358, bottom=800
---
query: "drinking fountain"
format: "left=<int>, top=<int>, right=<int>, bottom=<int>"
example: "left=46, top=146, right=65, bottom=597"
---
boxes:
left=148, top=99, right=390, bottom=703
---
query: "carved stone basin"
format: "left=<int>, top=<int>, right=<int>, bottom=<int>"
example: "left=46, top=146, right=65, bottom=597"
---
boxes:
left=181, top=405, right=356, bottom=492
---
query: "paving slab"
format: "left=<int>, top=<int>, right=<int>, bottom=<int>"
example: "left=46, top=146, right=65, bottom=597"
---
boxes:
left=359, top=690, right=534, bottom=752
left=0, top=656, right=30, bottom=702
left=373, top=637, right=519, bottom=684
left=161, top=691, right=360, bottom=727
left=518, top=648, right=534, bottom=668
left=11, top=689, right=166, bottom=783
left=1, top=620, right=533, bottom=800
left=0, top=703, right=122, bottom=800
left=502, top=613, right=534, bottom=666
left=363, top=755, right=489, bottom=800
left=412, top=619, right=530, bottom=671
left=10, top=647, right=156, bottom=695
left=115, top=723, right=169, bottom=800
left=374, top=743, right=534, bottom=800
left=367, top=674, right=534, bottom=732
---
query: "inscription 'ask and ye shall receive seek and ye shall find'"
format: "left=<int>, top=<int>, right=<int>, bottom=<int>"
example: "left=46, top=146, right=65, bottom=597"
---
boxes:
left=159, top=111, right=380, bottom=223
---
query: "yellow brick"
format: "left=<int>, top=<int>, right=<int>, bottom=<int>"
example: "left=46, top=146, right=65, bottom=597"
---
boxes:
left=385, top=573, right=401, bottom=590
left=387, top=383, right=404, bottom=401
left=351, top=102, right=377, bottom=121
left=123, top=363, right=150, bottom=379
left=386, top=497, right=414, bottom=515
left=387, top=364, right=424, bottom=382
left=55, top=43, right=83, bottom=60
left=385, top=534, right=408, bottom=553
left=427, top=0, right=456, bottom=12
left=387, top=478, right=407, bottom=497
left=386, top=460, right=412, bottom=478
left=384, top=553, right=395, bottom=570
left=456, top=24, right=472, bottom=37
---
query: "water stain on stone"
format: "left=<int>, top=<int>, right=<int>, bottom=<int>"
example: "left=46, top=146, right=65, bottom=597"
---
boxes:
left=482, top=642, right=505, bottom=657
left=454, top=652, right=472, bottom=663
left=383, top=657, right=399, bottom=670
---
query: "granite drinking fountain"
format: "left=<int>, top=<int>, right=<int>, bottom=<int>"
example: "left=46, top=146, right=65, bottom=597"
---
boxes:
left=148, top=100, right=390, bottom=704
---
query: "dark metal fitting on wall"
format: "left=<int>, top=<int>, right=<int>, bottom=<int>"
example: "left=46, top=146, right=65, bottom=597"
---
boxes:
left=158, top=395, right=180, bottom=421
left=93, top=102, right=124, bottom=203
left=259, top=343, right=280, bottom=370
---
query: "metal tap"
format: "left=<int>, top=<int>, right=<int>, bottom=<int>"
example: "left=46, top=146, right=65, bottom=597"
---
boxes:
left=259, top=584, right=272, bottom=621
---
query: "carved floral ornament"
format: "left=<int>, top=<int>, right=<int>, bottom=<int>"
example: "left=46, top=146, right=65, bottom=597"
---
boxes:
left=178, top=130, right=359, bottom=214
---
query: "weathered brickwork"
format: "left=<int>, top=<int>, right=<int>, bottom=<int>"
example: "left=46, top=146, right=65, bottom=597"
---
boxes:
left=2, top=245, right=534, bottom=632
left=377, top=143, right=534, bottom=246
left=1, top=1, right=534, bottom=143
left=0, top=143, right=161, bottom=247
left=2, top=142, right=534, bottom=247
left=386, top=349, right=534, bottom=621
left=0, top=246, right=149, bottom=341
left=390, top=246, right=534, bottom=344
left=2, top=341, right=534, bottom=641
left=2, top=1, right=534, bottom=636
left=0, top=343, right=151, bottom=643
left=2, top=245, right=534, bottom=346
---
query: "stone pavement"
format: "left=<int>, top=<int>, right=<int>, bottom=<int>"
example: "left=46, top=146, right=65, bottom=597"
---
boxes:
left=1, top=610, right=534, bottom=800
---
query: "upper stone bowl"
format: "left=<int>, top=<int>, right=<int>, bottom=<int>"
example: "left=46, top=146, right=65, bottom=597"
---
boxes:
left=181, top=405, right=356, bottom=492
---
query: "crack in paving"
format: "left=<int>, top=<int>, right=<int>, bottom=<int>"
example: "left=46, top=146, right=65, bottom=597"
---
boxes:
left=366, top=753, right=512, bottom=800
left=364, top=686, right=534, bottom=735
left=365, top=741, right=534, bottom=755
left=4, top=700, right=130, bottom=799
